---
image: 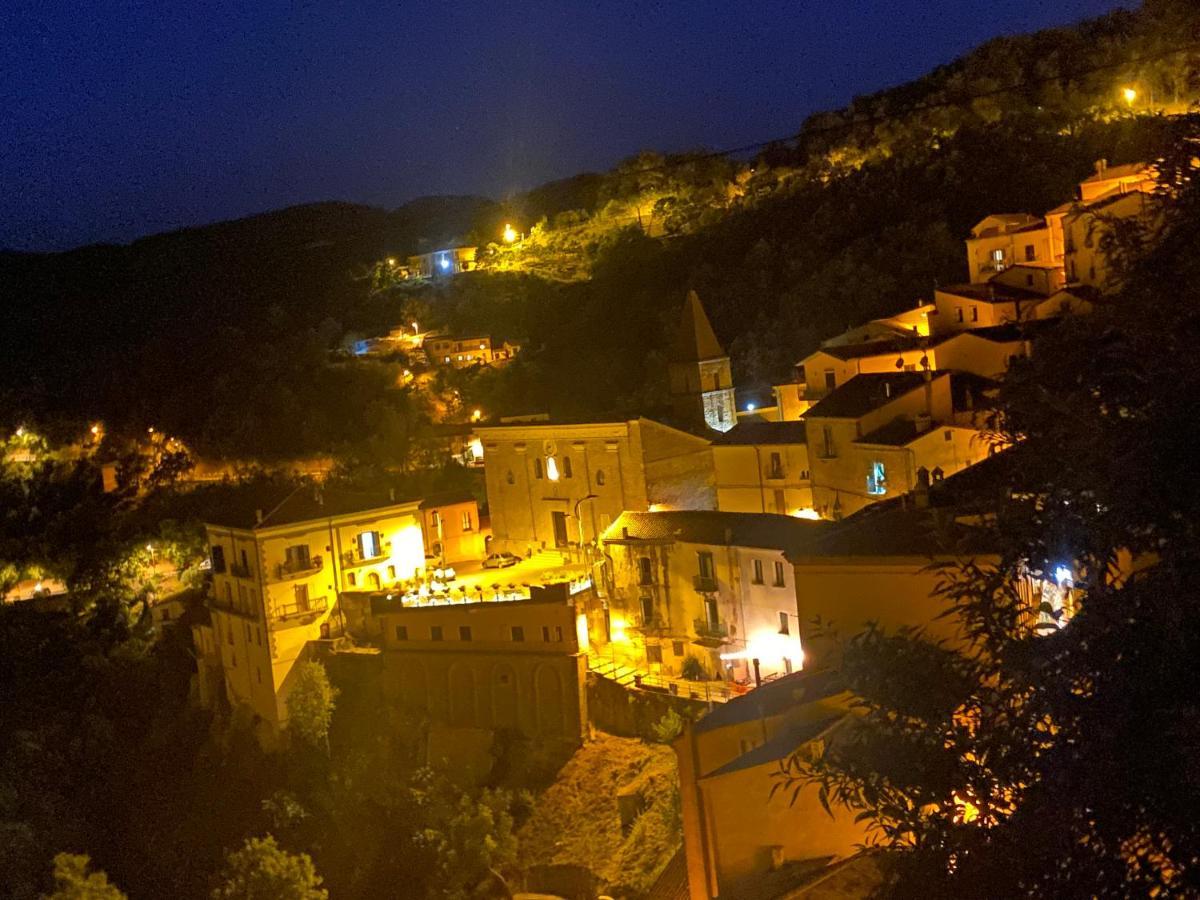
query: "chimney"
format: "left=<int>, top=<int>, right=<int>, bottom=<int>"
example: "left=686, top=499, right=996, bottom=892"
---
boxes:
left=914, top=467, right=931, bottom=509
left=915, top=412, right=932, bottom=434
left=254, top=508, right=264, bottom=525
left=389, top=487, right=396, bottom=502
left=884, top=381, right=892, bottom=399
left=1095, top=158, right=1108, bottom=177
left=622, top=527, right=629, bottom=539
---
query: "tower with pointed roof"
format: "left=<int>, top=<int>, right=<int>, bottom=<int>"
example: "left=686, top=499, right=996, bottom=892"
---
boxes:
left=668, top=290, right=737, bottom=433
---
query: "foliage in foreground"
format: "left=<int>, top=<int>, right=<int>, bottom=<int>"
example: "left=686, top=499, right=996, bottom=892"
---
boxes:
left=779, top=121, right=1200, bottom=897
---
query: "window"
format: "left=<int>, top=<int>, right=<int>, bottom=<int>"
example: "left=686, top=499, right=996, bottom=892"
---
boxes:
left=533, top=458, right=543, bottom=479
left=358, top=530, right=382, bottom=559
left=768, top=452, right=783, bottom=479
left=430, top=510, right=440, bottom=528
left=638, top=557, right=654, bottom=585
left=1024, top=244, right=1036, bottom=262
left=240, top=550, right=249, bottom=573
left=773, top=489, right=786, bottom=514
left=562, top=456, right=573, bottom=478
left=387, top=565, right=396, bottom=581
left=595, top=469, right=606, bottom=486
left=211, top=545, right=226, bottom=573
left=459, top=626, right=472, bottom=641
left=704, top=596, right=720, bottom=629
left=510, top=625, right=525, bottom=642
left=293, top=583, right=309, bottom=611
left=284, top=544, right=310, bottom=569
left=773, top=561, right=785, bottom=587
left=971, top=306, right=979, bottom=322
left=647, top=644, right=663, bottom=664
left=347, top=572, right=357, bottom=587
left=461, top=510, right=473, bottom=531
left=395, top=624, right=408, bottom=641
left=779, top=611, right=790, bottom=634
left=506, top=470, right=515, bottom=485
left=555, top=625, right=563, bottom=642
left=866, top=460, right=888, bottom=496
left=823, top=370, right=836, bottom=390
left=640, top=595, right=654, bottom=625
left=821, top=425, right=835, bottom=459
left=944, top=429, right=952, bottom=441
left=956, top=308, right=964, bottom=323
left=992, top=248, right=1006, bottom=271
left=256, top=667, right=262, bottom=684
left=227, top=623, right=234, bottom=645
left=430, top=625, right=444, bottom=641
left=673, top=640, right=685, bottom=656
left=546, top=456, right=560, bottom=481
left=542, top=625, right=551, bottom=642
left=256, top=627, right=262, bottom=647
left=697, top=551, right=715, bottom=580
left=752, top=559, right=764, bottom=584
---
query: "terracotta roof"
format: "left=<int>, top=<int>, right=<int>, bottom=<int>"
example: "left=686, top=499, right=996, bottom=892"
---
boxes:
left=855, top=417, right=926, bottom=447
left=670, top=290, right=726, bottom=362
left=711, top=420, right=808, bottom=446
left=1080, top=161, right=1149, bottom=184
left=815, top=336, right=923, bottom=361
left=803, top=372, right=931, bottom=419
left=705, top=714, right=848, bottom=777
left=603, top=510, right=828, bottom=553
left=206, top=485, right=418, bottom=530
left=938, top=282, right=1046, bottom=303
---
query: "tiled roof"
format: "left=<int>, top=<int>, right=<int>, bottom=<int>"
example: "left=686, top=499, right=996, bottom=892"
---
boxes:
left=855, top=417, right=925, bottom=447
left=815, top=336, right=923, bottom=361
left=803, top=372, right=931, bottom=420
left=705, top=714, right=848, bottom=778
left=711, top=420, right=808, bottom=446
left=1079, top=161, right=1149, bottom=184
left=694, top=668, right=845, bottom=734
left=603, top=510, right=828, bottom=553
left=206, top=485, right=418, bottom=530
left=938, top=282, right=1046, bottom=303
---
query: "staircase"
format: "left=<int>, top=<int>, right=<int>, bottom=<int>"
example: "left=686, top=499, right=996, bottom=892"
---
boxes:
left=587, top=655, right=641, bottom=687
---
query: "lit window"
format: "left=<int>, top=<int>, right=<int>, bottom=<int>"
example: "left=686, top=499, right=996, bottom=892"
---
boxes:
left=546, top=456, right=560, bottom=481
left=866, top=461, right=888, bottom=495
left=359, top=530, right=382, bottom=559
left=461, top=511, right=472, bottom=531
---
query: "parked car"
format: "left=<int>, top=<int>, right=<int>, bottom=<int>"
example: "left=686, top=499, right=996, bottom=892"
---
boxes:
left=482, top=551, right=519, bottom=569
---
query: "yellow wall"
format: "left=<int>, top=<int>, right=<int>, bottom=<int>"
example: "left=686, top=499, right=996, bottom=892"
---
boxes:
left=791, top=560, right=966, bottom=669
left=712, top=443, right=812, bottom=515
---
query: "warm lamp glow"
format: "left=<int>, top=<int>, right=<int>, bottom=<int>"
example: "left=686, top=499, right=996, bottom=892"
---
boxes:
left=502, top=223, right=518, bottom=243
left=790, top=507, right=821, bottom=520
left=471, top=409, right=482, bottom=421
left=546, top=456, right=560, bottom=481
left=1122, top=86, right=1137, bottom=105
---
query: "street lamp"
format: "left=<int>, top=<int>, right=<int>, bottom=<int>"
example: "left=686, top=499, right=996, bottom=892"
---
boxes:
left=502, top=223, right=518, bottom=244
left=1122, top=86, right=1137, bottom=106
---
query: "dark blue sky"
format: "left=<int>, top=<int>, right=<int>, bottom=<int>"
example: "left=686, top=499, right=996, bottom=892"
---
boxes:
left=2, top=0, right=1129, bottom=251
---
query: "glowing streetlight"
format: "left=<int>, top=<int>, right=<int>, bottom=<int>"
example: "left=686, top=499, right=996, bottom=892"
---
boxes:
left=412, top=321, right=419, bottom=333
left=502, top=223, right=518, bottom=243
left=471, top=409, right=483, bottom=422
left=386, top=257, right=396, bottom=266
left=1122, top=86, right=1137, bottom=106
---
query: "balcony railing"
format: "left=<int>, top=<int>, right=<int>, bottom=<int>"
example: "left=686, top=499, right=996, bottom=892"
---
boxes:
left=693, top=618, right=728, bottom=641
left=767, top=467, right=786, bottom=480
left=269, top=594, right=328, bottom=625
left=209, top=590, right=258, bottom=620
left=229, top=562, right=253, bottom=579
left=341, top=550, right=388, bottom=569
left=274, top=555, right=322, bottom=581
left=693, top=574, right=718, bottom=593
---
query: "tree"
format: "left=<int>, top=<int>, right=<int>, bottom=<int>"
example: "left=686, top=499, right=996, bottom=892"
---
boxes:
left=778, top=121, right=1200, bottom=897
left=43, top=853, right=125, bottom=900
left=211, top=836, right=326, bottom=900
left=286, top=660, right=338, bottom=754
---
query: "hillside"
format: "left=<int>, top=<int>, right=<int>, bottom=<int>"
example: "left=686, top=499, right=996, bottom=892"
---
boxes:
left=2, top=1, right=1198, bottom=459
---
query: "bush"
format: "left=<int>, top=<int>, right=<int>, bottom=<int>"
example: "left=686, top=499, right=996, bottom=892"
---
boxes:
left=680, top=655, right=708, bottom=682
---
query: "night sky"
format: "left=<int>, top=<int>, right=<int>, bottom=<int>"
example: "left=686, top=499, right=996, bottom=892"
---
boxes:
left=3, top=0, right=1129, bottom=252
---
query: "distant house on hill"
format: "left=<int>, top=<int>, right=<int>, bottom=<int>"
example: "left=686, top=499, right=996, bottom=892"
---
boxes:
left=405, top=246, right=477, bottom=278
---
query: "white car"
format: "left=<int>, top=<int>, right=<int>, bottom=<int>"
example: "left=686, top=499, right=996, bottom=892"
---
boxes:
left=482, top=552, right=519, bottom=569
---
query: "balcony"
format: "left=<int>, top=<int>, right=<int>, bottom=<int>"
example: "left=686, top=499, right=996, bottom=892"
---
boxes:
left=269, top=594, right=328, bottom=628
left=341, top=550, right=388, bottom=569
left=693, top=618, right=728, bottom=644
left=693, top=574, right=718, bottom=593
left=229, top=562, right=253, bottom=580
left=274, top=555, right=322, bottom=581
left=209, top=590, right=258, bottom=620
left=766, top=467, right=786, bottom=481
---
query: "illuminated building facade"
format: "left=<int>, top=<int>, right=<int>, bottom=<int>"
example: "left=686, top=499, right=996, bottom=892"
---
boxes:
left=600, top=510, right=822, bottom=686
left=424, top=333, right=520, bottom=368
left=668, top=291, right=738, bottom=433
left=201, top=486, right=428, bottom=734
left=405, top=245, right=477, bottom=278
left=477, top=418, right=715, bottom=557
left=371, top=583, right=589, bottom=747
left=709, top=420, right=813, bottom=516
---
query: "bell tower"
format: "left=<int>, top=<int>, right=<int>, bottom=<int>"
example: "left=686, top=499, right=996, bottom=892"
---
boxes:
left=667, top=290, right=737, bottom=432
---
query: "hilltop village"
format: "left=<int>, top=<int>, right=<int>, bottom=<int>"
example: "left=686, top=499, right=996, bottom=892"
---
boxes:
left=167, top=158, right=1150, bottom=897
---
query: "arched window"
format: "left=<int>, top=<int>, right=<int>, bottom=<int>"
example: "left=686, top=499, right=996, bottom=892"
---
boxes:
left=505, top=469, right=515, bottom=485
left=562, top=456, right=573, bottom=478
left=533, top=458, right=543, bottom=479
left=595, top=469, right=605, bottom=486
